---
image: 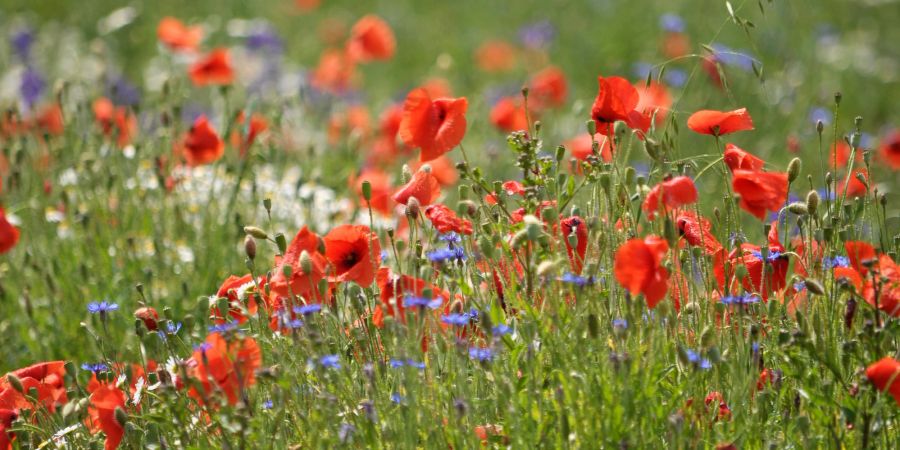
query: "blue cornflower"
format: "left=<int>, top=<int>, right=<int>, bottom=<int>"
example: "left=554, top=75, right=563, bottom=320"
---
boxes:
left=338, top=423, right=355, bottom=443
left=492, top=324, right=512, bottom=336
left=403, top=294, right=443, bottom=309
left=20, top=66, right=44, bottom=108
left=390, top=392, right=404, bottom=404
left=11, top=28, right=34, bottom=60
left=809, top=107, right=831, bottom=125
left=194, top=342, right=213, bottom=352
left=262, top=400, right=274, bottom=409
left=720, top=293, right=759, bottom=305
left=426, top=246, right=466, bottom=263
left=612, top=319, right=628, bottom=329
left=293, top=304, right=322, bottom=315
left=750, top=250, right=782, bottom=263
left=389, top=359, right=405, bottom=368
left=246, top=28, right=284, bottom=53
left=518, top=20, right=555, bottom=49
left=441, top=313, right=471, bottom=327
left=407, top=360, right=426, bottom=370
left=632, top=62, right=656, bottom=80
left=166, top=321, right=182, bottom=334
left=793, top=281, right=806, bottom=292
left=107, top=76, right=141, bottom=106
left=710, top=43, right=755, bottom=71
left=87, top=301, right=119, bottom=314
left=729, top=231, right=747, bottom=246
left=664, top=69, right=688, bottom=88
left=438, top=232, right=462, bottom=243
left=659, top=13, right=685, bottom=33
left=319, top=354, right=341, bottom=369
left=380, top=250, right=390, bottom=263
left=468, top=347, right=494, bottom=362
left=81, top=362, right=109, bottom=373
left=288, top=318, right=304, bottom=329
left=752, top=342, right=760, bottom=355
left=823, top=255, right=850, bottom=269
left=208, top=321, right=239, bottom=333
left=685, top=349, right=712, bottom=369
left=560, top=272, right=592, bottom=287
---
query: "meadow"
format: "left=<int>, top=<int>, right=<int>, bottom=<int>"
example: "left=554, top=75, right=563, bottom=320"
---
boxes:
left=0, top=0, right=899, bottom=448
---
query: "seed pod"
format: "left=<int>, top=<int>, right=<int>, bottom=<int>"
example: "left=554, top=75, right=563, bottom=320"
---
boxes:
left=243, top=226, right=268, bottom=240
left=806, top=190, right=819, bottom=215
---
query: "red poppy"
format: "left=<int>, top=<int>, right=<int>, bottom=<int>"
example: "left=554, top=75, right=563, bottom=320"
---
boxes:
left=0, top=361, right=67, bottom=412
left=87, top=384, right=126, bottom=450
left=181, top=115, right=224, bottom=166
left=189, top=48, right=234, bottom=86
left=613, top=235, right=670, bottom=308
left=829, top=141, right=862, bottom=169
left=398, top=88, right=468, bottom=162
left=392, top=168, right=441, bottom=206
left=845, top=241, right=876, bottom=275
left=529, top=66, right=568, bottom=110
left=489, top=97, right=529, bottom=133
left=675, top=210, right=722, bottom=256
left=634, top=81, right=672, bottom=126
left=294, top=0, right=320, bottom=13
left=421, top=77, right=453, bottom=99
left=687, top=108, right=754, bottom=136
left=662, top=32, right=691, bottom=59
left=866, top=357, right=900, bottom=406
left=565, top=133, right=612, bottom=163
left=189, top=333, right=262, bottom=406
left=0, top=409, right=15, bottom=450
left=839, top=168, right=868, bottom=198
left=834, top=267, right=863, bottom=293
left=475, top=40, right=516, bottom=72
left=268, top=226, right=329, bottom=304
left=311, top=49, right=356, bottom=93
left=374, top=268, right=450, bottom=324
left=879, top=129, right=900, bottom=170
left=409, top=155, right=457, bottom=187
left=702, top=56, right=724, bottom=89
left=157, top=17, right=202, bottom=52
left=863, top=254, right=900, bottom=317
left=34, top=104, right=64, bottom=136
left=231, top=111, right=268, bottom=157
left=704, top=391, right=732, bottom=421
left=0, top=207, right=19, bottom=255
left=324, top=225, right=380, bottom=287
left=485, top=180, right=526, bottom=205
left=93, top=98, right=137, bottom=147
left=212, top=274, right=262, bottom=324
left=425, top=204, right=473, bottom=235
left=134, top=306, right=159, bottom=331
left=351, top=168, right=393, bottom=215
left=723, top=143, right=764, bottom=172
left=328, top=105, right=372, bottom=145
left=561, top=216, right=588, bottom=275
left=346, top=15, right=396, bottom=62
left=731, top=170, right=788, bottom=220
left=642, top=176, right=698, bottom=219
left=714, top=224, right=788, bottom=300
left=591, top=76, right=639, bottom=133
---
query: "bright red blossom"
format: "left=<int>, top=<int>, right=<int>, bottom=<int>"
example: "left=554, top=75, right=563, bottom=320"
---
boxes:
left=189, top=48, right=234, bottom=86
left=393, top=169, right=441, bottom=206
left=0, top=207, right=19, bottom=255
left=687, top=108, right=754, bottom=135
left=181, top=115, right=224, bottom=166
left=614, top=236, right=670, bottom=308
left=642, top=176, right=698, bottom=219
left=323, top=225, right=381, bottom=287
left=591, top=76, right=639, bottom=132
left=157, top=17, right=202, bottom=52
left=346, top=15, right=396, bottom=62
left=425, top=204, right=473, bottom=235
left=732, top=170, right=788, bottom=220
left=561, top=216, right=588, bottom=275
left=866, top=357, right=900, bottom=406
left=489, top=97, right=529, bottom=133
left=189, top=333, right=262, bottom=406
left=879, top=129, right=900, bottom=169
left=723, top=143, right=764, bottom=172
left=399, top=88, right=468, bottom=162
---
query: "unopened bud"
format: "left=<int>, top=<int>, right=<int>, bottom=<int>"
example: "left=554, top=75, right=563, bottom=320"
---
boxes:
left=804, top=279, right=826, bottom=296
left=114, top=407, right=128, bottom=427
left=405, top=197, right=421, bottom=218
left=816, top=120, right=824, bottom=134
left=244, top=235, right=257, bottom=260
left=537, top=261, right=557, bottom=277
left=806, top=191, right=819, bottom=215
left=787, top=202, right=808, bottom=215
left=787, top=158, right=801, bottom=183
left=6, top=374, right=23, bottom=393
left=243, top=226, right=268, bottom=240
left=834, top=91, right=842, bottom=105
left=298, top=251, right=313, bottom=275
left=401, top=164, right=413, bottom=183
left=361, top=181, right=372, bottom=201
left=586, top=120, right=597, bottom=135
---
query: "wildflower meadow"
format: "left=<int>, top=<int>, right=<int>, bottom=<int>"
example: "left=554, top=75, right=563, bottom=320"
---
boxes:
left=1, top=0, right=900, bottom=448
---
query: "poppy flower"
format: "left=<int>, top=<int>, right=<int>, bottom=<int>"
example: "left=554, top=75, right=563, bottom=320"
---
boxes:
left=687, top=108, right=754, bottom=136
left=328, top=105, right=371, bottom=145
left=833, top=267, right=863, bottom=293
left=485, top=180, right=526, bottom=205
left=420, top=77, right=453, bottom=99
left=475, top=40, right=516, bottom=72
left=701, top=56, right=724, bottom=89
left=845, top=241, right=876, bottom=275
left=425, top=204, right=473, bottom=235
left=528, top=66, right=568, bottom=110
left=0, top=361, right=67, bottom=412
left=34, top=104, right=64, bottom=136
left=393, top=168, right=441, bottom=206
left=157, top=17, right=202, bottom=52
left=675, top=210, right=722, bottom=256
left=181, top=115, right=224, bottom=166
left=0, top=409, right=15, bottom=450
left=324, top=225, right=380, bottom=287
left=189, top=48, right=234, bottom=86
left=642, top=176, right=698, bottom=219
left=714, top=225, right=788, bottom=300
left=87, top=384, right=126, bottom=450
left=863, top=254, right=900, bottom=317
left=189, top=333, right=262, bottom=406
left=565, top=133, right=612, bottom=163
left=268, top=226, right=329, bottom=304
left=866, top=357, right=900, bottom=405
left=93, top=98, right=137, bottom=147
left=829, top=140, right=862, bottom=169
left=839, top=168, right=868, bottom=198
left=704, top=391, right=732, bottom=421
left=561, top=216, right=588, bottom=274
left=375, top=267, right=450, bottom=324
left=346, top=15, right=396, bottom=62
left=489, top=97, right=529, bottom=133
left=212, top=274, right=262, bottom=324
left=591, top=76, right=639, bottom=133
left=613, top=235, right=670, bottom=308
left=662, top=31, right=691, bottom=59
left=294, top=0, right=320, bottom=13
left=634, top=81, right=672, bottom=126
left=398, top=88, right=468, bottom=162
left=731, top=170, right=788, bottom=220
left=133, top=306, right=159, bottom=331
left=409, top=155, right=458, bottom=187
left=879, top=129, right=900, bottom=170
left=351, top=168, right=393, bottom=215
left=311, top=48, right=356, bottom=93
left=231, top=111, right=268, bottom=157
left=723, top=143, right=764, bottom=172
left=0, top=207, right=19, bottom=254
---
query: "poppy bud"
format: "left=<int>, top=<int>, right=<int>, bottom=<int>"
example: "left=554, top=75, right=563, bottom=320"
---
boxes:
left=555, top=145, right=566, bottom=163
left=263, top=198, right=272, bottom=213
left=587, top=313, right=599, bottom=338
left=401, top=164, right=413, bottom=183
left=804, top=278, right=826, bottom=296
left=787, top=158, right=801, bottom=183
left=511, top=229, right=529, bottom=250
left=6, top=373, right=23, bottom=393
left=700, top=325, right=715, bottom=348
left=297, top=249, right=313, bottom=275
left=405, top=197, right=420, bottom=218
left=853, top=116, right=862, bottom=128
left=586, top=119, right=597, bottom=135
left=834, top=91, right=842, bottom=105
left=816, top=120, right=824, bottom=134
left=881, top=193, right=888, bottom=208
left=806, top=191, right=819, bottom=215
left=682, top=302, right=699, bottom=316
left=134, top=306, right=159, bottom=331
left=844, top=298, right=857, bottom=330
left=524, top=215, right=542, bottom=240
left=244, top=235, right=257, bottom=260
left=643, top=137, right=661, bottom=161
left=787, top=202, right=808, bottom=215
left=624, top=167, right=635, bottom=186
left=458, top=184, right=470, bottom=199
left=854, top=171, right=868, bottom=188
left=361, top=181, right=372, bottom=201
left=534, top=120, right=542, bottom=134
left=825, top=172, right=833, bottom=187
left=274, top=233, right=287, bottom=255
left=598, top=173, right=611, bottom=192
left=114, top=406, right=128, bottom=427
left=541, top=206, right=558, bottom=224
left=243, top=226, right=268, bottom=239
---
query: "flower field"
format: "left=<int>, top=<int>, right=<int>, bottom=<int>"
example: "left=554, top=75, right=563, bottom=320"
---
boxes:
left=0, top=0, right=899, bottom=448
